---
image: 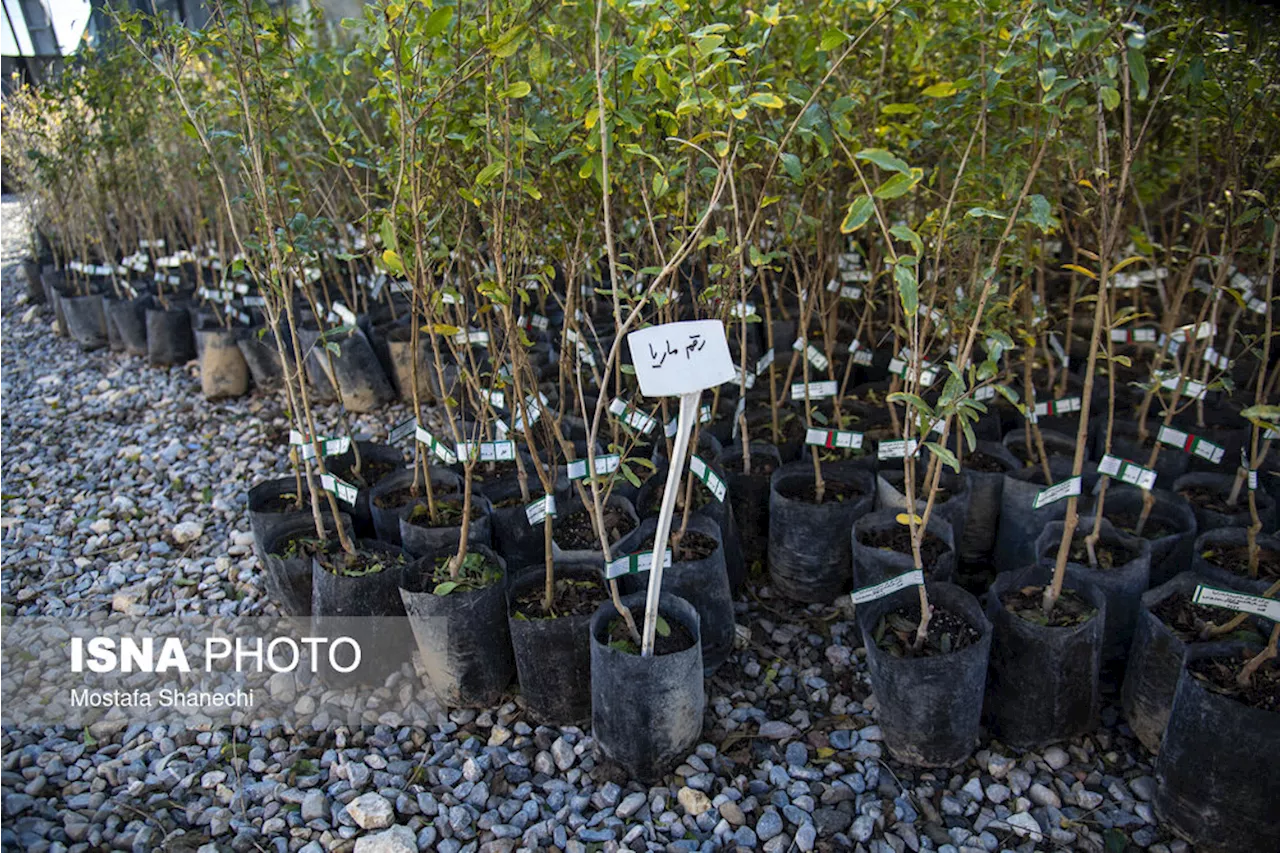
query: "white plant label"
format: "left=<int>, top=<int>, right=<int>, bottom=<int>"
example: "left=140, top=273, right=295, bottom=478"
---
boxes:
left=732, top=396, right=747, bottom=439
left=1203, top=346, right=1231, bottom=371
left=627, top=319, right=735, bottom=397
left=1111, top=272, right=1141, bottom=289
left=606, top=549, right=672, bottom=580
left=1247, top=296, right=1267, bottom=315
left=319, top=473, right=359, bottom=506
left=566, top=453, right=621, bottom=481
left=689, top=455, right=727, bottom=502
left=791, top=380, right=838, bottom=400
left=453, top=329, right=490, bottom=347
left=481, top=389, right=506, bottom=409
left=1048, top=333, right=1069, bottom=369
left=1192, top=585, right=1280, bottom=622
left=664, top=418, right=679, bottom=438
left=415, top=425, right=458, bottom=464
left=1157, top=333, right=1182, bottom=358
left=888, top=355, right=939, bottom=387
left=850, top=570, right=925, bottom=605
left=525, top=494, right=557, bottom=526
left=877, top=439, right=919, bottom=460
left=733, top=366, right=757, bottom=390
left=731, top=301, right=757, bottom=319
left=841, top=270, right=872, bottom=284
left=389, top=418, right=417, bottom=444
left=1157, top=373, right=1207, bottom=401
left=699, top=404, right=713, bottom=424
left=1032, top=476, right=1082, bottom=510
left=332, top=302, right=357, bottom=327
left=1111, top=327, right=1158, bottom=343
left=1157, top=426, right=1225, bottom=464
left=608, top=397, right=658, bottom=435
left=1034, top=396, right=1082, bottom=417
left=288, top=431, right=350, bottom=459
left=1172, top=321, right=1214, bottom=342
left=755, top=349, right=776, bottom=376
left=975, top=385, right=997, bottom=402
left=456, top=440, right=516, bottom=462
left=521, top=313, right=550, bottom=331
left=511, top=392, right=549, bottom=432
left=1098, top=454, right=1157, bottom=491
left=805, top=428, right=864, bottom=450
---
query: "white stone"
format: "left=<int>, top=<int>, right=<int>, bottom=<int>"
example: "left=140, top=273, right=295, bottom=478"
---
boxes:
left=345, top=793, right=395, bottom=830
left=1004, top=812, right=1043, bottom=842
left=353, top=825, right=416, bottom=853
left=172, top=521, right=204, bottom=544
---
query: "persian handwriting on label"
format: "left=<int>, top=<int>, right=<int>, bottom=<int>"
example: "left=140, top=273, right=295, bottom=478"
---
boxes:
left=525, top=494, right=556, bottom=526
left=850, top=570, right=925, bottom=605
left=689, top=455, right=727, bottom=502
left=456, top=440, right=516, bottom=462
left=1033, top=397, right=1082, bottom=417
left=1157, top=373, right=1207, bottom=401
left=319, top=473, right=359, bottom=506
left=415, top=425, right=458, bottom=464
left=1032, top=476, right=1082, bottom=510
left=1098, top=454, right=1157, bottom=491
left=566, top=454, right=621, bottom=481
left=791, top=380, right=838, bottom=400
left=606, top=549, right=673, bottom=580
left=627, top=319, right=735, bottom=397
left=1192, top=585, right=1280, bottom=622
left=877, top=439, right=919, bottom=460
left=1157, top=426, right=1225, bottom=464
left=805, top=428, right=864, bottom=450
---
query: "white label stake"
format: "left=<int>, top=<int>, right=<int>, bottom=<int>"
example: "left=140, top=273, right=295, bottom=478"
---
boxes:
left=1192, top=585, right=1280, bottom=622
left=850, top=570, right=925, bottom=605
left=627, top=320, right=734, bottom=657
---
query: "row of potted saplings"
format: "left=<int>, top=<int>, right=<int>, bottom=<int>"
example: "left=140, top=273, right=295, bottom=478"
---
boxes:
left=245, top=398, right=1277, bottom=852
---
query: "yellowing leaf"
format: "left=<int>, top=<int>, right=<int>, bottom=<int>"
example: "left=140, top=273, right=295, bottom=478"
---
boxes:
left=1108, top=256, right=1146, bottom=276
left=895, top=512, right=923, bottom=526
left=749, top=92, right=785, bottom=109
left=841, top=196, right=875, bottom=233
left=500, top=81, right=532, bottom=99
left=1062, top=263, right=1098, bottom=280
left=921, top=81, right=958, bottom=98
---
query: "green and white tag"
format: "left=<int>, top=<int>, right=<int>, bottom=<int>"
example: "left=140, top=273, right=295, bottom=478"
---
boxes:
left=606, top=549, right=672, bottom=580
left=848, top=340, right=874, bottom=366
left=482, top=388, right=506, bottom=409
left=805, top=427, right=864, bottom=450
left=877, top=439, right=919, bottom=460
left=521, top=313, right=550, bottom=331
left=288, top=430, right=350, bottom=459
left=456, top=440, right=517, bottom=462
left=1192, top=584, right=1280, bottom=622
left=1034, top=396, right=1082, bottom=418
left=453, top=329, right=490, bottom=347
left=888, top=354, right=939, bottom=386
left=699, top=404, right=713, bottom=425
left=1156, top=373, right=1208, bottom=401
left=1098, top=454, right=1157, bottom=491
left=319, top=473, right=359, bottom=506
left=1203, top=346, right=1231, bottom=371
left=511, top=392, right=549, bottom=432
left=525, top=494, right=557, bottom=525
left=850, top=570, right=925, bottom=605
left=734, top=366, right=757, bottom=390
left=793, top=338, right=830, bottom=372
left=1110, top=327, right=1158, bottom=344
left=791, top=380, right=838, bottom=400
left=415, top=425, right=458, bottom=464
left=1241, top=450, right=1258, bottom=491
left=731, top=301, right=757, bottom=319
left=689, top=454, right=727, bottom=502
left=566, top=453, right=621, bottom=481
left=609, top=397, right=658, bottom=434
left=1157, top=425, right=1225, bottom=464
left=1032, top=476, right=1082, bottom=510
left=389, top=417, right=417, bottom=444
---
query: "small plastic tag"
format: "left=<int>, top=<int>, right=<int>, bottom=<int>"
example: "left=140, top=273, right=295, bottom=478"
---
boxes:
left=850, top=570, right=925, bottom=605
left=877, top=439, right=919, bottom=460
left=415, top=425, right=459, bottom=464
left=566, top=454, right=621, bottom=481
left=1192, top=584, right=1280, bottom=622
left=389, top=418, right=417, bottom=444
left=805, top=427, right=864, bottom=450
left=1098, top=454, right=1157, bottom=491
left=525, top=494, right=557, bottom=526
left=1157, top=426, right=1225, bottom=464
left=606, top=549, right=673, bottom=580
left=791, top=380, right=838, bottom=400
left=319, top=473, right=359, bottom=506
left=689, top=455, right=727, bottom=502
left=456, top=440, right=516, bottom=462
left=1032, top=476, right=1082, bottom=510
left=1034, top=397, right=1083, bottom=417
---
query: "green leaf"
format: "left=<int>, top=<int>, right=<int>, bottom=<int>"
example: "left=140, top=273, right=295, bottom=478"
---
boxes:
left=889, top=224, right=923, bottom=256
left=855, top=148, right=912, bottom=175
left=881, top=103, right=919, bottom=116
left=655, top=615, right=672, bottom=638
left=1099, top=85, right=1120, bottom=111
left=925, top=441, right=960, bottom=473
left=1241, top=405, right=1280, bottom=430
left=475, top=161, right=505, bottom=186
left=820, top=28, right=846, bottom=52
left=423, top=6, right=453, bottom=38
left=874, top=170, right=921, bottom=200
left=965, top=207, right=1007, bottom=220
left=652, top=171, right=669, bottom=198
left=381, top=249, right=405, bottom=277
left=749, top=92, right=785, bottom=109
left=432, top=581, right=459, bottom=596
left=491, top=24, right=527, bottom=58
left=1128, top=49, right=1149, bottom=100
left=1024, top=194, right=1059, bottom=233
left=499, top=81, right=531, bottom=99
left=780, top=152, right=802, bottom=181
left=894, top=263, right=918, bottom=315
left=886, top=391, right=934, bottom=418
left=1038, top=67, right=1058, bottom=92
left=697, top=35, right=725, bottom=57
left=921, top=81, right=958, bottom=98
left=840, top=196, right=875, bottom=233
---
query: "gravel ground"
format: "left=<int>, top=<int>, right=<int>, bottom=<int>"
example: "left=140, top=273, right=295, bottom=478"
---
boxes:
left=2, top=193, right=1195, bottom=853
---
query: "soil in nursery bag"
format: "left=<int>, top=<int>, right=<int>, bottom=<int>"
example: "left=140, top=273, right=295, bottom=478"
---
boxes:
left=719, top=442, right=782, bottom=578
left=61, top=293, right=109, bottom=351
left=1194, top=531, right=1280, bottom=591
left=261, top=513, right=352, bottom=618
left=508, top=568, right=604, bottom=725
left=400, top=497, right=491, bottom=558
left=769, top=463, right=874, bottom=603
left=1150, top=592, right=1268, bottom=645
left=105, top=295, right=152, bottom=355
left=367, top=467, right=461, bottom=543
left=858, top=583, right=992, bottom=767
left=400, top=546, right=514, bottom=707
left=237, top=325, right=286, bottom=389
left=1154, top=645, right=1279, bottom=853
left=312, top=540, right=412, bottom=685
left=860, top=525, right=949, bottom=569
left=606, top=608, right=696, bottom=655
left=1176, top=472, right=1278, bottom=532
left=984, top=566, right=1106, bottom=748
left=554, top=504, right=635, bottom=550
left=146, top=305, right=196, bottom=366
